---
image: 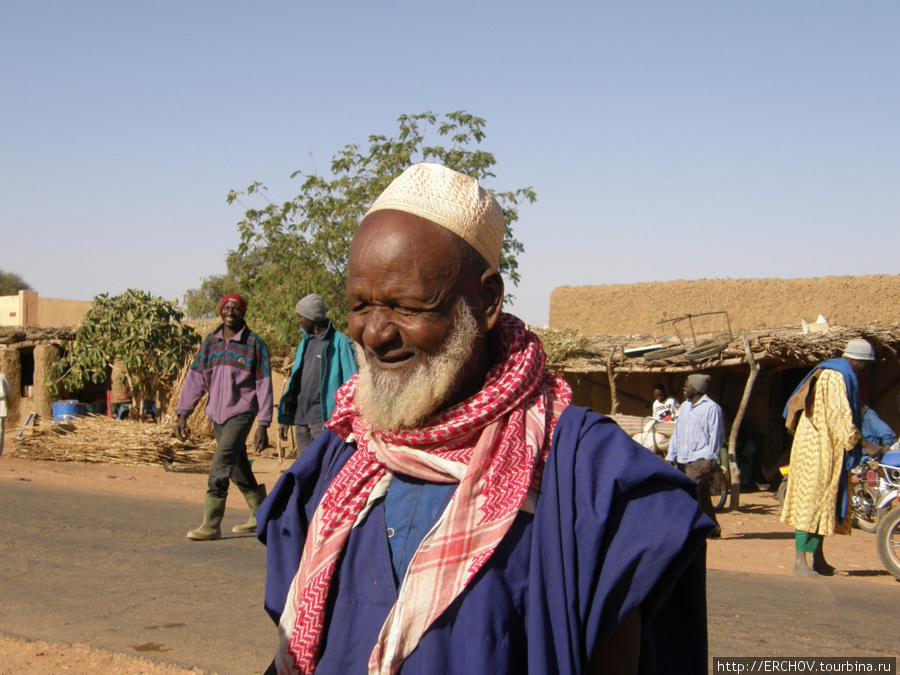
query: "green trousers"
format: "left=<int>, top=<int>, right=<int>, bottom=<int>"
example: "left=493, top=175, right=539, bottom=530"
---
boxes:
left=795, top=530, right=823, bottom=553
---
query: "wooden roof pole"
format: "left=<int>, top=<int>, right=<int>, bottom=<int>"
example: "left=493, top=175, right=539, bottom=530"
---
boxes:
left=726, top=336, right=760, bottom=511
left=607, top=346, right=619, bottom=415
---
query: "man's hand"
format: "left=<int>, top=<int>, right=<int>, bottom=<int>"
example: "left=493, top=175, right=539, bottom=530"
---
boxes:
left=278, top=424, right=289, bottom=441
left=700, top=459, right=716, bottom=475
left=861, top=438, right=884, bottom=459
left=174, top=414, right=188, bottom=442
left=254, top=426, right=269, bottom=454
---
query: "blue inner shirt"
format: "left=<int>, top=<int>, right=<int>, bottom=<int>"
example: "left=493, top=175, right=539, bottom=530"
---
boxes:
left=382, top=473, right=456, bottom=586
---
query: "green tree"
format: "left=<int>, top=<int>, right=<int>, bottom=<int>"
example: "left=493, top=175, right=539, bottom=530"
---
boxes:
left=183, top=250, right=263, bottom=320
left=223, top=111, right=534, bottom=350
left=50, top=290, right=201, bottom=417
left=0, top=270, right=32, bottom=296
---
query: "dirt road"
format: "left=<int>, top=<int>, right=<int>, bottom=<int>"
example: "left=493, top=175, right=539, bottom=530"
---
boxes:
left=1, top=451, right=898, bottom=673
left=3, top=453, right=894, bottom=584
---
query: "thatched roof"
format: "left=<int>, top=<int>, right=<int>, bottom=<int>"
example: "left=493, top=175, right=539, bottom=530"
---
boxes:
left=549, top=323, right=900, bottom=374
left=0, top=325, right=76, bottom=348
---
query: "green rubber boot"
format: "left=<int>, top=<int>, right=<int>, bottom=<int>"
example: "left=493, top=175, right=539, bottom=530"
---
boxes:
left=187, top=494, right=226, bottom=540
left=232, top=484, right=268, bottom=534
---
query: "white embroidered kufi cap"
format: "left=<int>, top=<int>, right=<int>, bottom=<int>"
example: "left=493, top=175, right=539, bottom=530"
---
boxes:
left=843, top=339, right=875, bottom=361
left=364, top=162, right=505, bottom=269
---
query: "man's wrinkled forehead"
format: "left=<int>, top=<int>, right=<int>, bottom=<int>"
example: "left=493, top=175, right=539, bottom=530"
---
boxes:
left=352, top=209, right=466, bottom=258
left=349, top=210, right=468, bottom=286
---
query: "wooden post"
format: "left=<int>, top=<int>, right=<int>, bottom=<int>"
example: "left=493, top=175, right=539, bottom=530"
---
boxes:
left=726, top=337, right=760, bottom=510
left=0, top=348, right=21, bottom=426
left=33, top=344, right=61, bottom=426
left=111, top=355, right=129, bottom=404
left=607, top=346, right=620, bottom=415
left=275, top=363, right=291, bottom=469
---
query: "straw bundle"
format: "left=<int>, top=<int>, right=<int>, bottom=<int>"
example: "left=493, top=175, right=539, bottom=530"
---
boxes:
left=158, top=344, right=214, bottom=440
left=10, top=414, right=215, bottom=466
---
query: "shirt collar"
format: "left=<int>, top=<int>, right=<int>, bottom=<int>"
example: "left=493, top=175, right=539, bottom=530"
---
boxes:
left=213, top=324, right=248, bottom=343
left=689, top=394, right=710, bottom=408
left=306, top=320, right=333, bottom=342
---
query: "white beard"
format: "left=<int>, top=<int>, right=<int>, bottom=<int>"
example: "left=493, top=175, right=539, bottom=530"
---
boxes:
left=353, top=304, right=478, bottom=431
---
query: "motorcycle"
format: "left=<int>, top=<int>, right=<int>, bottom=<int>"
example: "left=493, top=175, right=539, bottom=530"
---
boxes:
left=873, top=450, right=900, bottom=579
left=849, top=456, right=890, bottom=534
left=777, top=455, right=891, bottom=534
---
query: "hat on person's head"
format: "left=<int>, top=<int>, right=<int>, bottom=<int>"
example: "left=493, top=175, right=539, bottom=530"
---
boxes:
left=219, top=293, right=246, bottom=314
left=364, top=162, right=506, bottom=269
left=295, top=294, right=327, bottom=322
left=843, top=338, right=875, bottom=362
left=687, top=374, right=711, bottom=393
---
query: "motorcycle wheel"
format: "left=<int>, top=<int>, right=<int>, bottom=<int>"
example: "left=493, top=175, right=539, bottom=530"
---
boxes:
left=852, top=484, right=883, bottom=534
left=876, top=508, right=900, bottom=580
left=710, top=469, right=728, bottom=512
left=777, top=478, right=788, bottom=508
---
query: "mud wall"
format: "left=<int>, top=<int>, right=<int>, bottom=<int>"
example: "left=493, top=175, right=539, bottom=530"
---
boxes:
left=550, top=275, right=900, bottom=336
left=0, top=292, right=36, bottom=327
left=36, top=297, right=92, bottom=327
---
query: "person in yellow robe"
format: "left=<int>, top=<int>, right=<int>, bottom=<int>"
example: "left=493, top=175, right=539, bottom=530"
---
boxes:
left=781, top=339, right=883, bottom=576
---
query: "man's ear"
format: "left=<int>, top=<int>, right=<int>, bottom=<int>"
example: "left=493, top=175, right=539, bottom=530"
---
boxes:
left=478, top=268, right=505, bottom=331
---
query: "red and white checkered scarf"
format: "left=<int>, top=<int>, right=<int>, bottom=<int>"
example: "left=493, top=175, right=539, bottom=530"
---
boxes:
left=275, top=313, right=572, bottom=674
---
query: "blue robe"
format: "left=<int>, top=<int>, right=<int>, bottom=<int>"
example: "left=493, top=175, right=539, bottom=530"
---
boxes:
left=258, top=405, right=713, bottom=674
left=783, top=358, right=862, bottom=430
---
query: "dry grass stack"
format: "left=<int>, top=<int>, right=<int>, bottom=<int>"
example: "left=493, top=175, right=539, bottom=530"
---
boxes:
left=9, top=414, right=215, bottom=466
left=33, top=343, right=61, bottom=424
left=158, top=345, right=214, bottom=440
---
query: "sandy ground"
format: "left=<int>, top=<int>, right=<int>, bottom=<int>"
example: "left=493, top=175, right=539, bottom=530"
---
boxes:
left=1, top=440, right=897, bottom=672
left=0, top=447, right=290, bottom=675
left=0, top=635, right=206, bottom=675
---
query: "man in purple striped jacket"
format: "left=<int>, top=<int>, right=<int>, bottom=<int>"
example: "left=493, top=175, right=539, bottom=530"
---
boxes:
left=175, top=293, right=273, bottom=540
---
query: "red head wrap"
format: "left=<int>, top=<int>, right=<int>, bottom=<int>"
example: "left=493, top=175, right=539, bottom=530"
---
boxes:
left=219, top=293, right=247, bottom=314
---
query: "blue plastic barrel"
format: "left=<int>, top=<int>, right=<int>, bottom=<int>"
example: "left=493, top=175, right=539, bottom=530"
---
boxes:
left=52, top=400, right=88, bottom=422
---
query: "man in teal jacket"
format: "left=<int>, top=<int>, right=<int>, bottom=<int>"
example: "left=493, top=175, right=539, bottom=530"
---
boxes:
left=277, top=294, right=357, bottom=457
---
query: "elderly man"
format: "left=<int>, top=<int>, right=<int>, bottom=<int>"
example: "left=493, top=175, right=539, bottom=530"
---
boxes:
left=277, top=293, right=357, bottom=457
left=176, top=293, right=273, bottom=540
left=258, top=163, right=713, bottom=674
left=781, top=339, right=883, bottom=576
left=666, top=373, right=725, bottom=537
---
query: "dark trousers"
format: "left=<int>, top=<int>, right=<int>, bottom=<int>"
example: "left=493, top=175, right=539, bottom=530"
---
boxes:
left=208, top=413, right=259, bottom=498
left=294, top=420, right=324, bottom=457
left=679, top=459, right=720, bottom=527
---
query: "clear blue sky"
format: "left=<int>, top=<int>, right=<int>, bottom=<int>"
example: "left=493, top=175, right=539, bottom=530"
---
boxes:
left=2, top=1, right=898, bottom=327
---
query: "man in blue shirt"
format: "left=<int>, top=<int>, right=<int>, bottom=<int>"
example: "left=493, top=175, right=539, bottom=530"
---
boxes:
left=862, top=406, right=897, bottom=448
left=667, top=372, right=724, bottom=536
